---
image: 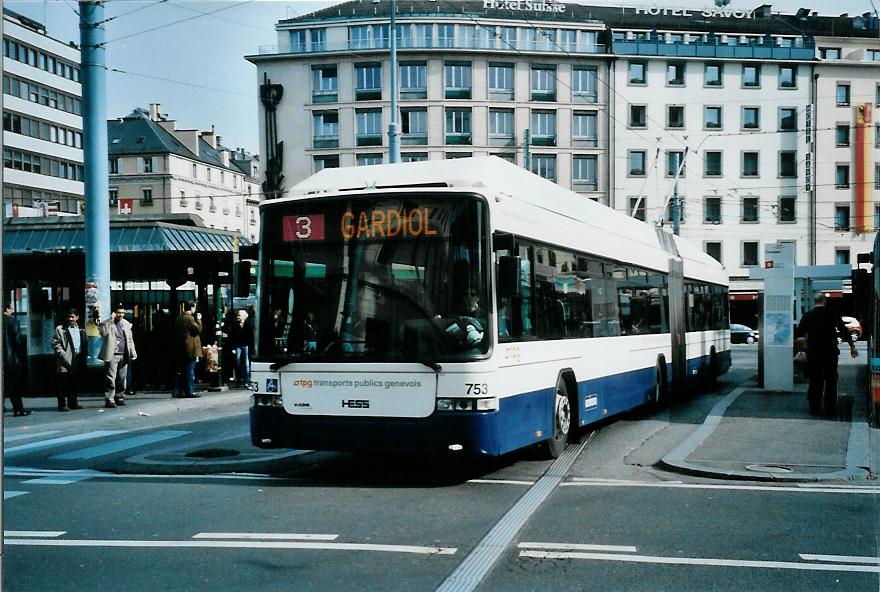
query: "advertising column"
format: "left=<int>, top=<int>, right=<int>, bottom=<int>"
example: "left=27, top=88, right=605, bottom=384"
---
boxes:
left=762, top=242, right=795, bottom=391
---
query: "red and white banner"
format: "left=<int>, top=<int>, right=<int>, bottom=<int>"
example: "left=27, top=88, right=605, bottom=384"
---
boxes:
left=118, top=199, right=134, bottom=215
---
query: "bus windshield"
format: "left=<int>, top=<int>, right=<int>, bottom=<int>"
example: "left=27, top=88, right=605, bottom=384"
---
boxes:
left=257, top=193, right=490, bottom=363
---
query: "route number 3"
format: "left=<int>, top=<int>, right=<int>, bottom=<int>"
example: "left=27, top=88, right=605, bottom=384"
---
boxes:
left=465, top=383, right=489, bottom=395
left=293, top=216, right=312, bottom=239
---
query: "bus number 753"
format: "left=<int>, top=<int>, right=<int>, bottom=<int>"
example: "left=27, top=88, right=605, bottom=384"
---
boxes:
left=465, top=383, right=489, bottom=395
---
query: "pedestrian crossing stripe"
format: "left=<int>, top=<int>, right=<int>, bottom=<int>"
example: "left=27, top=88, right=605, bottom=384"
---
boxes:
left=51, top=430, right=189, bottom=460
left=5, top=431, right=124, bottom=456
left=3, top=491, right=28, bottom=500
left=24, top=470, right=102, bottom=485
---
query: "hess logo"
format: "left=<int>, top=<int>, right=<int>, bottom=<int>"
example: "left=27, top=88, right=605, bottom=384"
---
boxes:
left=341, top=399, right=370, bottom=409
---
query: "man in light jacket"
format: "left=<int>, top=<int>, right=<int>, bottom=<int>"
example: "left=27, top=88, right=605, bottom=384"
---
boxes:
left=51, top=309, right=88, bottom=412
left=98, top=304, right=137, bottom=408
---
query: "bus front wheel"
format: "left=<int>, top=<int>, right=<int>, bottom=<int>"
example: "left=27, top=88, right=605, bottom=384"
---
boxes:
left=542, top=381, right=571, bottom=459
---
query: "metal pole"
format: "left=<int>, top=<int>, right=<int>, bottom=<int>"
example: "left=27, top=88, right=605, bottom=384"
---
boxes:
left=80, top=1, right=111, bottom=361
left=524, top=129, right=531, bottom=171
left=387, top=0, right=401, bottom=163
left=673, top=159, right=681, bottom=236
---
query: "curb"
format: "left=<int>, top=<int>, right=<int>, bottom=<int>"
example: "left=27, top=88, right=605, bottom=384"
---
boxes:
left=659, top=385, right=871, bottom=482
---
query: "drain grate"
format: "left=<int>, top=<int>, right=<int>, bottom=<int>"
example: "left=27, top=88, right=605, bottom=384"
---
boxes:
left=185, top=448, right=241, bottom=459
left=745, top=464, right=793, bottom=473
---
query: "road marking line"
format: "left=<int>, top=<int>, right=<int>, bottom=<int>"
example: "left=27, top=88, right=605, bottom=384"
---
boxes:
left=436, top=434, right=593, bottom=592
left=3, top=538, right=457, bottom=555
left=800, top=554, right=880, bottom=565
left=467, top=479, right=535, bottom=486
left=519, top=542, right=638, bottom=553
left=563, top=479, right=880, bottom=495
left=3, top=491, right=28, bottom=500
left=194, top=533, right=339, bottom=541
left=4, top=531, right=65, bottom=538
left=518, top=550, right=880, bottom=573
left=4, top=431, right=61, bottom=443
left=5, top=431, right=125, bottom=456
left=51, top=430, right=190, bottom=460
left=24, top=470, right=102, bottom=485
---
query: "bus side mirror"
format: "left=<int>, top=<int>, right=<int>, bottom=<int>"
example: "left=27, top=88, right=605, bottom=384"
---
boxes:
left=234, top=261, right=251, bottom=298
left=493, top=231, right=516, bottom=252
left=498, top=256, right=521, bottom=298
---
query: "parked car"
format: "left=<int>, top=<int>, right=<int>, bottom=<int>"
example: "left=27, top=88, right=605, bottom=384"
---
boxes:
left=730, top=323, right=759, bottom=344
left=841, top=316, right=862, bottom=341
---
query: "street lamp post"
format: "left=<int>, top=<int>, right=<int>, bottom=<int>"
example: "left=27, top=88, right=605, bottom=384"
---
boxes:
left=387, top=0, right=401, bottom=163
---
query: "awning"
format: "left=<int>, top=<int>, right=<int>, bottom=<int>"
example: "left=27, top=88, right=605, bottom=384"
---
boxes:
left=729, top=292, right=758, bottom=301
left=2, top=216, right=251, bottom=255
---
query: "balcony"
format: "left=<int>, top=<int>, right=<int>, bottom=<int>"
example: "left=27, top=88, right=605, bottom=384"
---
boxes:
left=259, top=37, right=605, bottom=57
left=612, top=37, right=815, bottom=60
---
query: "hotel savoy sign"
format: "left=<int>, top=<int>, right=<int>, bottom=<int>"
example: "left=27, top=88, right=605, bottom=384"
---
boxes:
left=633, top=6, right=756, bottom=18
left=484, top=0, right=566, bottom=13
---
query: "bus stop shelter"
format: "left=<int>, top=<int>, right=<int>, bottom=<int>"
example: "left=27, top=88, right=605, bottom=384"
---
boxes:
left=2, top=214, right=252, bottom=394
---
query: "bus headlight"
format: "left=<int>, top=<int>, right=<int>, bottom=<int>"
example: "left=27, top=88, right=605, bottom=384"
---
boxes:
left=436, top=398, right=497, bottom=412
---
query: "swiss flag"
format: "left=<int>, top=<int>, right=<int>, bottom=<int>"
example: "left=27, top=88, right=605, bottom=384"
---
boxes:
left=118, top=199, right=134, bottom=215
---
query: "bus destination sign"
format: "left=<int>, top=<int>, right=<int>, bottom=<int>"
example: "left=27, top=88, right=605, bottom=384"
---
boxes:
left=283, top=208, right=446, bottom=241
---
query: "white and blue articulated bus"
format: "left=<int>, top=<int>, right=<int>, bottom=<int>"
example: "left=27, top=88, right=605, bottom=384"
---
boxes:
left=249, top=156, right=730, bottom=457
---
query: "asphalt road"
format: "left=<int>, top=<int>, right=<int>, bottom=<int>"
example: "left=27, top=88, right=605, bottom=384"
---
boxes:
left=4, top=345, right=879, bottom=591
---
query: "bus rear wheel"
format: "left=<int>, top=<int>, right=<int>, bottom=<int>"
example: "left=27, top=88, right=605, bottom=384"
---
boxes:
left=649, top=360, right=668, bottom=408
left=542, top=381, right=571, bottom=459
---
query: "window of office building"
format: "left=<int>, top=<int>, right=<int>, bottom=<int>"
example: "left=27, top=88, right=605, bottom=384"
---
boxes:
left=667, top=61, right=685, bottom=85
left=401, top=108, right=427, bottom=143
left=314, top=154, right=339, bottom=172
left=357, top=154, right=383, bottom=166
left=705, top=63, right=723, bottom=86
left=779, top=107, right=797, bottom=131
left=628, top=196, right=646, bottom=221
left=705, top=242, right=722, bottom=263
left=310, top=28, right=326, bottom=52
left=445, top=108, right=472, bottom=144
left=779, top=65, right=797, bottom=88
left=742, top=242, right=759, bottom=266
left=742, top=152, right=759, bottom=177
left=444, top=62, right=472, bottom=99
left=572, top=111, right=598, bottom=146
left=741, top=196, right=759, bottom=222
left=666, top=151, right=685, bottom=177
left=531, top=155, right=557, bottom=182
left=629, top=61, right=647, bottom=84
left=665, top=199, right=686, bottom=225
left=836, top=164, right=850, bottom=188
left=437, top=24, right=454, bottom=48
left=311, top=66, right=338, bottom=102
left=837, top=83, right=851, bottom=106
left=399, top=62, right=427, bottom=99
left=779, top=151, right=797, bottom=178
left=742, top=107, right=760, bottom=129
left=743, top=64, right=760, bottom=87
left=531, top=110, right=557, bottom=145
left=779, top=196, right=796, bottom=222
left=628, top=150, right=647, bottom=176
left=313, top=111, right=339, bottom=148
left=572, top=155, right=598, bottom=190
left=572, top=67, right=598, bottom=102
left=836, top=248, right=851, bottom=265
left=836, top=124, right=850, bottom=146
left=401, top=152, right=428, bottom=162
left=667, top=105, right=685, bottom=128
left=704, top=151, right=722, bottom=176
left=488, top=63, right=514, bottom=99
left=835, top=204, right=850, bottom=230
left=356, top=109, right=382, bottom=146
left=704, top=197, right=722, bottom=223
left=531, top=65, right=557, bottom=101
left=820, top=47, right=841, bottom=59
left=704, top=106, right=722, bottom=129
left=109, top=158, right=119, bottom=174
left=488, top=108, right=514, bottom=144
left=141, top=187, right=153, bottom=205
left=355, top=63, right=382, bottom=100
left=629, top=104, right=646, bottom=128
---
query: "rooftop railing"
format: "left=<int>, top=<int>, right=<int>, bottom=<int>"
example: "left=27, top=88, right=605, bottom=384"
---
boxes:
left=611, top=38, right=816, bottom=60
left=258, top=37, right=604, bottom=56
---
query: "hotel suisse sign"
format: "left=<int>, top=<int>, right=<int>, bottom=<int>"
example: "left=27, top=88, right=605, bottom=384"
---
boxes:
left=483, top=0, right=566, bottom=13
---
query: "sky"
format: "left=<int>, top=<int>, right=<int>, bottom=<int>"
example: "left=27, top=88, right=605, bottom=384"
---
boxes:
left=6, top=0, right=877, bottom=156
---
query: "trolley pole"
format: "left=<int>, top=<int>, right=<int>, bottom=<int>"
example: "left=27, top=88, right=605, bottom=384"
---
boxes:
left=80, top=1, right=111, bottom=359
left=387, top=0, right=401, bottom=163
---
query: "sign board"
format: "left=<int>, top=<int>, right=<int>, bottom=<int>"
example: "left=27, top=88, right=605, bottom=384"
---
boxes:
left=118, top=199, right=134, bottom=215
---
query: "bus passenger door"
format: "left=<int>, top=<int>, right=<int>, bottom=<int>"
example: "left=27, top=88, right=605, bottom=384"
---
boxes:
left=667, top=257, right=686, bottom=395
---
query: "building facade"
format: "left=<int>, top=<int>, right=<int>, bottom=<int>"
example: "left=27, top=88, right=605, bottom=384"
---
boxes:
left=108, top=105, right=261, bottom=241
left=247, top=1, right=880, bottom=319
left=2, top=8, right=84, bottom=216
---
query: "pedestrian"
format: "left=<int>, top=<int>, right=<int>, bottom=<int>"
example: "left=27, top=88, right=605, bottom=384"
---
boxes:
left=229, top=309, right=254, bottom=387
left=98, top=303, right=138, bottom=408
left=173, top=300, right=202, bottom=399
left=795, top=292, right=858, bottom=415
left=51, top=308, right=87, bottom=412
left=3, top=302, right=31, bottom=417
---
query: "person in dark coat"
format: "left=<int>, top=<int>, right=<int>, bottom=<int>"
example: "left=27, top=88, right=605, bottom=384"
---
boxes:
left=173, top=300, right=202, bottom=398
left=795, top=292, right=858, bottom=415
left=3, top=302, right=30, bottom=417
left=51, top=309, right=88, bottom=411
left=228, top=309, right=254, bottom=387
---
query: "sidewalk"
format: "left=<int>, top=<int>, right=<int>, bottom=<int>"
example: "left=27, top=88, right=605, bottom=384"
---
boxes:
left=661, top=364, right=878, bottom=482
